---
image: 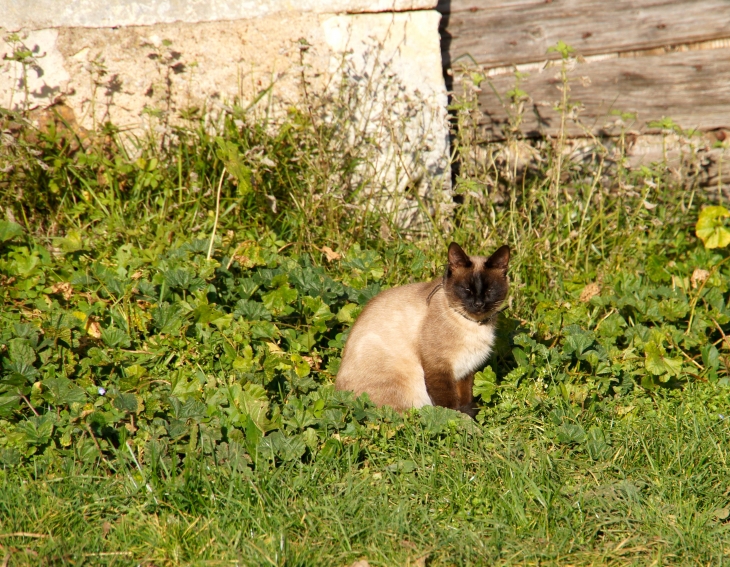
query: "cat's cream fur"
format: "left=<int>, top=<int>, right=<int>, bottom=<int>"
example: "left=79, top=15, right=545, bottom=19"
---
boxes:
left=335, top=243, right=510, bottom=414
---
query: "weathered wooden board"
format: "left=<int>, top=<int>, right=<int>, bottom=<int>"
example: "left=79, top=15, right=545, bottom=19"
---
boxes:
left=476, top=48, right=730, bottom=139
left=438, top=0, right=730, bottom=69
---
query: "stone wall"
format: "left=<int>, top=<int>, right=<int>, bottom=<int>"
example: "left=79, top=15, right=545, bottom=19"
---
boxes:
left=0, top=0, right=450, bottom=228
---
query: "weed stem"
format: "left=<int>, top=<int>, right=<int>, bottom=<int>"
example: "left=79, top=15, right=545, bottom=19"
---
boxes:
left=207, top=167, right=226, bottom=261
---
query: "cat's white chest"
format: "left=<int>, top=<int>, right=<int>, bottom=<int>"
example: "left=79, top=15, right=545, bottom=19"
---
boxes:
left=450, top=319, right=496, bottom=380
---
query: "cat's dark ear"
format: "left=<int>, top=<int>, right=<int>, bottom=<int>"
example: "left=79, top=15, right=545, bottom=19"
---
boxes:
left=448, top=242, right=472, bottom=269
left=485, top=245, right=510, bottom=270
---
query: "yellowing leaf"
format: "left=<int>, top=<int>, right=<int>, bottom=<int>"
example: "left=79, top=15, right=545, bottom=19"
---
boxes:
left=320, top=245, right=341, bottom=262
left=336, top=303, right=359, bottom=324
left=232, top=356, right=253, bottom=372
left=579, top=282, right=601, bottom=303
left=690, top=268, right=710, bottom=288
left=50, top=282, right=74, bottom=300
left=52, top=229, right=84, bottom=253
left=696, top=206, right=730, bottom=249
left=86, top=319, right=102, bottom=339
left=290, top=354, right=311, bottom=378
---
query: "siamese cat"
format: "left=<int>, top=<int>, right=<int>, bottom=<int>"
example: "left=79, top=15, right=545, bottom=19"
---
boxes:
left=336, top=242, right=510, bottom=415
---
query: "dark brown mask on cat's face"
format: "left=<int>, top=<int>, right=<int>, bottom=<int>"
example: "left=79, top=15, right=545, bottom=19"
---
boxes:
left=443, top=243, right=510, bottom=322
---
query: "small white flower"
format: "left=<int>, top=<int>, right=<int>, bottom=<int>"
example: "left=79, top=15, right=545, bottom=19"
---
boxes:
left=98, top=387, right=106, bottom=396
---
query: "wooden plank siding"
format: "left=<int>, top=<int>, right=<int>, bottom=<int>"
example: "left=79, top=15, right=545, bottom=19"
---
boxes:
left=437, top=0, right=730, bottom=139
left=438, top=0, right=730, bottom=69
left=477, top=49, right=730, bottom=138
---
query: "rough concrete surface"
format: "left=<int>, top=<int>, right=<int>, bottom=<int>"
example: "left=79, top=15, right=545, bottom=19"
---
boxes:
left=2, top=16, right=331, bottom=128
left=322, top=11, right=450, bottom=227
left=2, top=0, right=438, bottom=31
left=0, top=2, right=450, bottom=227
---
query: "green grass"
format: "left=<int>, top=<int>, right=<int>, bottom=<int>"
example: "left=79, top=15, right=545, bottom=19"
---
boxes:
left=1, top=59, right=730, bottom=565
left=1, top=388, right=729, bottom=565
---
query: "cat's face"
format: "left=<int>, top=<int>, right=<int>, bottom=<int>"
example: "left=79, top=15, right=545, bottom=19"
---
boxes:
left=443, top=243, right=510, bottom=322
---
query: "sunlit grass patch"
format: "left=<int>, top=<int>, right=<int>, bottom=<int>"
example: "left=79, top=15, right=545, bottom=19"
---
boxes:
left=1, top=43, right=730, bottom=564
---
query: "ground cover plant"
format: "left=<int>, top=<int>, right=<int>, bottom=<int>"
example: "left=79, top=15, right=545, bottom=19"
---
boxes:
left=1, top=44, right=730, bottom=565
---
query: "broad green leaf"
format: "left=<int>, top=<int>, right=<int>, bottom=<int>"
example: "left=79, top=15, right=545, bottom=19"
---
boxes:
left=658, top=298, right=689, bottom=322
left=101, top=327, right=131, bottom=349
left=242, top=414, right=263, bottom=461
left=232, top=344, right=255, bottom=372
left=229, top=383, right=270, bottom=432
left=0, top=447, right=21, bottom=466
left=42, top=378, right=87, bottom=405
left=644, top=341, right=683, bottom=379
left=585, top=426, right=612, bottom=460
left=177, top=398, right=206, bottom=420
left=556, top=423, right=586, bottom=444
left=473, top=366, right=497, bottom=403
left=215, top=439, right=249, bottom=468
left=262, top=284, right=297, bottom=316
left=336, top=303, right=359, bottom=324
left=281, top=328, right=316, bottom=353
left=113, top=392, right=138, bottom=413
left=152, top=302, right=184, bottom=334
left=9, top=339, right=36, bottom=365
left=2, top=360, right=39, bottom=382
left=386, top=459, right=417, bottom=473
left=93, top=264, right=128, bottom=297
left=211, top=312, right=233, bottom=330
left=0, top=220, right=23, bottom=243
left=696, top=206, right=730, bottom=249
left=301, top=296, right=333, bottom=334
left=53, top=229, right=84, bottom=253
left=290, top=354, right=311, bottom=378
left=701, top=344, right=720, bottom=371
left=547, top=39, right=575, bottom=58
left=120, top=364, right=146, bottom=390
left=7, top=249, right=40, bottom=277
left=259, top=431, right=306, bottom=462
left=15, top=414, right=55, bottom=445
left=163, top=268, right=204, bottom=291
left=549, top=406, right=577, bottom=426
left=232, top=244, right=267, bottom=270
left=192, top=303, right=224, bottom=325
left=166, top=419, right=189, bottom=439
left=171, top=372, right=200, bottom=400
left=563, top=332, right=594, bottom=358
left=419, top=405, right=455, bottom=435
left=215, top=138, right=252, bottom=195
left=645, top=254, right=671, bottom=282
left=234, top=298, right=272, bottom=321
left=301, top=296, right=334, bottom=322
left=512, top=347, right=529, bottom=367
left=301, top=427, right=318, bottom=450
left=0, top=393, right=22, bottom=417
left=319, top=437, right=342, bottom=459
left=250, top=320, right=279, bottom=340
